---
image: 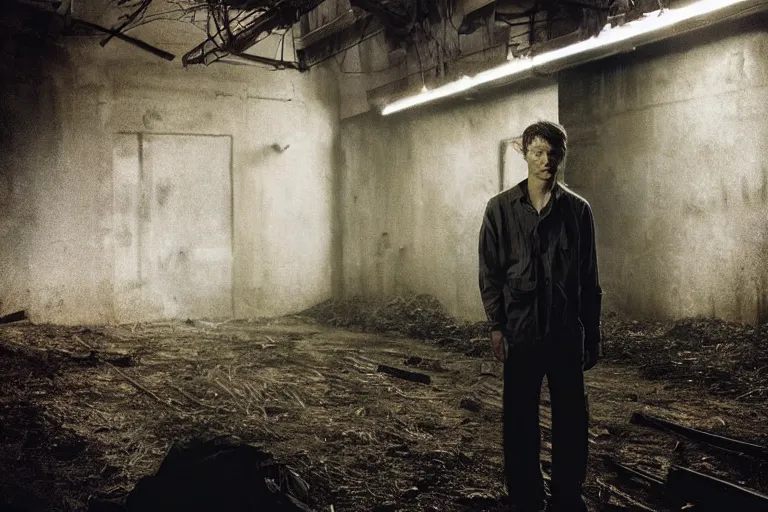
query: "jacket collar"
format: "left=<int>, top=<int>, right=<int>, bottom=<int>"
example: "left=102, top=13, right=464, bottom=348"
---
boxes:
left=510, top=178, right=564, bottom=205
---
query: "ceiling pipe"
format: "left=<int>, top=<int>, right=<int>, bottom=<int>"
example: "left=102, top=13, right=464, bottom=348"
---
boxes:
left=380, top=0, right=768, bottom=116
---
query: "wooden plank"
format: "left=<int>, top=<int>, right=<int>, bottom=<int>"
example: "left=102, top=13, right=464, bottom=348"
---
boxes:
left=296, top=8, right=367, bottom=50
left=377, top=364, right=431, bottom=385
left=666, top=465, right=768, bottom=511
left=462, top=0, right=495, bottom=16
left=604, top=457, right=665, bottom=491
left=0, top=310, right=27, bottom=324
left=595, top=478, right=659, bottom=512
left=630, top=412, right=768, bottom=461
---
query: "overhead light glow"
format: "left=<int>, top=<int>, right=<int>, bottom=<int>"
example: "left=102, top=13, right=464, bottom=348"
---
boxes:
left=381, top=0, right=759, bottom=115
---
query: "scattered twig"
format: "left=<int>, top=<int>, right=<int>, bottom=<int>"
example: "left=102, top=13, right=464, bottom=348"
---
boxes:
left=73, top=335, right=183, bottom=413
left=213, top=379, right=248, bottom=413
left=595, top=477, right=658, bottom=511
left=604, top=457, right=665, bottom=491
left=389, top=386, right=448, bottom=400
left=285, top=387, right=306, bottom=409
left=735, top=387, right=767, bottom=400
left=82, top=402, right=111, bottom=422
left=169, top=384, right=219, bottom=410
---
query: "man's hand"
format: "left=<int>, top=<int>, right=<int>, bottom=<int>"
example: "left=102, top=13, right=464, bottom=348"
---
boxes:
left=583, top=346, right=599, bottom=371
left=491, top=330, right=506, bottom=362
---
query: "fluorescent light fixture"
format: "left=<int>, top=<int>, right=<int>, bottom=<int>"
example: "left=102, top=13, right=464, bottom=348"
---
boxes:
left=381, top=0, right=761, bottom=115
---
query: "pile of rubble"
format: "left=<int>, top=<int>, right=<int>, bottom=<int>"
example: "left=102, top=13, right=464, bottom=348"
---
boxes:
left=300, top=295, right=492, bottom=357
left=602, top=313, right=768, bottom=401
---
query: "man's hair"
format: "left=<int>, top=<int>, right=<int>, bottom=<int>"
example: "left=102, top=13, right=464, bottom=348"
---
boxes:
left=522, top=121, right=568, bottom=156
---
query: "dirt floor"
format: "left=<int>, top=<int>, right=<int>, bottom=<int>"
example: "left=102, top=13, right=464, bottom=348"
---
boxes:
left=0, top=296, right=766, bottom=511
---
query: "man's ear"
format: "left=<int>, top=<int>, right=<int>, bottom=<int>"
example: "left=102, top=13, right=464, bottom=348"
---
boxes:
left=511, top=136, right=524, bottom=155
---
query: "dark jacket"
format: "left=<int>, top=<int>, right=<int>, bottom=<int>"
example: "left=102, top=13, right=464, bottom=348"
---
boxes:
left=478, top=179, right=602, bottom=353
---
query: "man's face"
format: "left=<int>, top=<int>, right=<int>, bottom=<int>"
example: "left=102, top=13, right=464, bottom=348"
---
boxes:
left=524, top=136, right=564, bottom=182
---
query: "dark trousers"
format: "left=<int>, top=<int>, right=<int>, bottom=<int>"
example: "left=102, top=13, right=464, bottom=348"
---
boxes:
left=503, top=340, right=589, bottom=511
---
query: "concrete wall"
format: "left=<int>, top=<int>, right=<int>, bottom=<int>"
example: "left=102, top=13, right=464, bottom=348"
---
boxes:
left=339, top=80, right=558, bottom=321
left=560, top=14, right=768, bottom=324
left=0, top=21, right=339, bottom=324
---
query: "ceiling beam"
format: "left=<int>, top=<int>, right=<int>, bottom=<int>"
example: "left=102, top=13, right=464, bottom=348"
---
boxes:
left=298, top=12, right=384, bottom=68
left=295, top=7, right=368, bottom=50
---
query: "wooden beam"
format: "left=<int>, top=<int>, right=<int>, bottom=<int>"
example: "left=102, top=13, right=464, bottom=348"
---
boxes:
left=295, top=8, right=368, bottom=51
left=630, top=412, right=768, bottom=461
left=603, top=457, right=665, bottom=491
left=594, top=478, right=659, bottom=512
left=667, top=465, right=768, bottom=511
left=73, top=19, right=175, bottom=61
left=299, top=13, right=384, bottom=68
left=0, top=310, right=27, bottom=324
left=377, top=364, right=431, bottom=385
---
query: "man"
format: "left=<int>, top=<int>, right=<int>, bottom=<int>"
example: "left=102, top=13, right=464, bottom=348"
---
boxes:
left=478, top=121, right=602, bottom=512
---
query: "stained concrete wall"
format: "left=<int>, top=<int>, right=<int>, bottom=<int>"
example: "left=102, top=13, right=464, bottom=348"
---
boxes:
left=0, top=22, right=339, bottom=324
left=339, top=80, right=558, bottom=321
left=560, top=14, right=768, bottom=325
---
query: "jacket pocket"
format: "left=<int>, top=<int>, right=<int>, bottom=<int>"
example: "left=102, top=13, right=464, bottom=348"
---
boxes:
left=504, top=278, right=537, bottom=342
left=505, top=277, right=536, bottom=303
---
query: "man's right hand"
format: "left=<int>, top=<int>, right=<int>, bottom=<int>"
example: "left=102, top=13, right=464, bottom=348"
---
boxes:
left=491, top=330, right=506, bottom=362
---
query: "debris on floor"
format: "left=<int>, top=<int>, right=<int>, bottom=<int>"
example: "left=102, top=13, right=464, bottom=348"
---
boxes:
left=601, top=313, right=768, bottom=401
left=301, top=295, right=492, bottom=356
left=0, top=295, right=766, bottom=511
